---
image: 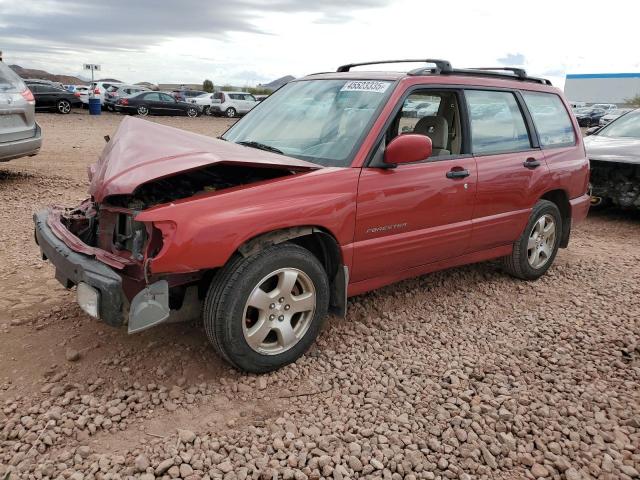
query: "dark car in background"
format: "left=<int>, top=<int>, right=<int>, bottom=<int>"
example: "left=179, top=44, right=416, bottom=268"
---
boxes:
left=0, top=62, right=42, bottom=161
left=171, top=90, right=207, bottom=102
left=116, top=91, right=200, bottom=117
left=26, top=81, right=82, bottom=114
left=574, top=107, right=607, bottom=127
left=585, top=108, right=640, bottom=209
left=104, top=84, right=150, bottom=111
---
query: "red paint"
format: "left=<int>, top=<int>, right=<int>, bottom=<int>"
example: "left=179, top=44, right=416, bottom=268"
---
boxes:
left=384, top=134, right=432, bottom=165
left=47, top=70, right=590, bottom=300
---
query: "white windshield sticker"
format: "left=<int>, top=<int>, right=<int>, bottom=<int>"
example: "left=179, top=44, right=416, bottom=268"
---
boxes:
left=340, top=80, right=390, bottom=93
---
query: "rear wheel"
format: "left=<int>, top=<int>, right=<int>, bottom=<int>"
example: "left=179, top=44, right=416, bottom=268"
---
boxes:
left=57, top=99, right=71, bottom=114
left=203, top=106, right=210, bottom=115
left=137, top=105, right=149, bottom=116
left=502, top=200, right=562, bottom=280
left=225, top=107, right=237, bottom=118
left=203, top=243, right=329, bottom=373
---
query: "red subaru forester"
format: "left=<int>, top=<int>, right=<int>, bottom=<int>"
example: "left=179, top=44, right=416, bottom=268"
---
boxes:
left=34, top=59, right=590, bottom=372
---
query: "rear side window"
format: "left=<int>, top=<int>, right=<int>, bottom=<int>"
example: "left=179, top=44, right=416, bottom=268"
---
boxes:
left=465, top=90, right=531, bottom=154
left=0, top=63, right=25, bottom=92
left=522, top=92, right=576, bottom=148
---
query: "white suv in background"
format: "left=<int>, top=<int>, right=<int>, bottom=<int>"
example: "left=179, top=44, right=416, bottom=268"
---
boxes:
left=209, top=91, right=258, bottom=117
left=89, top=81, right=122, bottom=107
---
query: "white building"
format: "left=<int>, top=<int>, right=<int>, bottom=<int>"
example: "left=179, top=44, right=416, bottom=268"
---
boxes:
left=564, top=73, right=640, bottom=106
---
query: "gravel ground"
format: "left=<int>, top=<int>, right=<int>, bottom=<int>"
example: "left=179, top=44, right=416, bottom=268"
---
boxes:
left=0, top=111, right=639, bottom=480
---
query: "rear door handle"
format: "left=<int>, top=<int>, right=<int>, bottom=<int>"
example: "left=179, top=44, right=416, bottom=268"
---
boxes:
left=523, top=158, right=542, bottom=169
left=446, top=168, right=470, bottom=179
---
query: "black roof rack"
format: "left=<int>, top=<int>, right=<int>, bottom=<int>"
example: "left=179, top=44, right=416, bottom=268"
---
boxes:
left=337, top=59, right=452, bottom=74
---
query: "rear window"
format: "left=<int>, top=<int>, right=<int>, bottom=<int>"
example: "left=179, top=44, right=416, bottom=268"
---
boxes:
left=522, top=92, right=576, bottom=148
left=0, top=62, right=26, bottom=92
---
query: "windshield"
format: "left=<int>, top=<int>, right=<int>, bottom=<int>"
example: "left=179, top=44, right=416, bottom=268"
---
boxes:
left=598, top=110, right=640, bottom=138
left=222, top=79, right=394, bottom=167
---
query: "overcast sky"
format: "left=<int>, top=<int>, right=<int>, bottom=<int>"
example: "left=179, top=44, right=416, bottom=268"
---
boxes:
left=0, top=0, right=637, bottom=88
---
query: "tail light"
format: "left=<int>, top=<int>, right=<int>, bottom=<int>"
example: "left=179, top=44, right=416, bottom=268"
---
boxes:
left=74, top=92, right=81, bottom=97
left=119, top=98, right=129, bottom=105
left=21, top=88, right=36, bottom=105
left=94, top=88, right=100, bottom=94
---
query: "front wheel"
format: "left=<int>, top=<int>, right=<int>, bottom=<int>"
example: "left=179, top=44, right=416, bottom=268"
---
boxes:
left=203, top=106, right=210, bottom=115
left=203, top=243, right=329, bottom=373
left=186, top=107, right=198, bottom=118
left=57, top=99, right=71, bottom=114
left=502, top=200, right=562, bottom=280
left=225, top=107, right=237, bottom=118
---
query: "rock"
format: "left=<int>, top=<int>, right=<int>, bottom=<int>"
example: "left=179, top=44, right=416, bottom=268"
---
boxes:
left=218, top=461, right=234, bottom=474
left=348, top=456, right=363, bottom=472
left=564, top=468, right=581, bottom=480
left=135, top=454, right=150, bottom=472
left=370, top=459, right=384, bottom=470
left=180, top=464, right=194, bottom=477
left=178, top=429, right=196, bottom=443
left=65, top=348, right=80, bottom=362
left=530, top=463, right=549, bottom=478
left=155, top=459, right=174, bottom=475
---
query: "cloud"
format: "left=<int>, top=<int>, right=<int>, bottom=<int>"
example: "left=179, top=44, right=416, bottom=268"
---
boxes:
left=497, top=53, right=526, bottom=66
left=0, top=0, right=389, bottom=54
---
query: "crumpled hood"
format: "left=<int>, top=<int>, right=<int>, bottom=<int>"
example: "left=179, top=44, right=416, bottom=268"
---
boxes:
left=584, top=134, right=640, bottom=165
left=88, top=116, right=320, bottom=202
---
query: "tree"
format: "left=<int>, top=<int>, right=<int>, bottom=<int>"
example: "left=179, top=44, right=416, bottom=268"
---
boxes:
left=202, top=79, right=214, bottom=93
left=625, top=94, right=640, bottom=107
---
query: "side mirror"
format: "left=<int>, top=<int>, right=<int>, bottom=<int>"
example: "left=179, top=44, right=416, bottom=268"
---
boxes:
left=384, top=134, right=432, bottom=166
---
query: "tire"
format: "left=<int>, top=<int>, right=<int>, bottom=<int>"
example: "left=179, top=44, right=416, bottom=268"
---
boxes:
left=225, top=107, right=237, bottom=118
left=137, top=105, right=149, bottom=116
left=502, top=200, right=562, bottom=280
left=57, top=99, right=71, bottom=114
left=186, top=107, right=198, bottom=118
left=203, top=106, right=210, bottom=116
left=203, top=243, right=330, bottom=373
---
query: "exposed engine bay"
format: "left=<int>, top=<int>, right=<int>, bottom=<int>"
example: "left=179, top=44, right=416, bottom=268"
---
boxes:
left=104, top=163, right=295, bottom=210
left=590, top=160, right=640, bottom=209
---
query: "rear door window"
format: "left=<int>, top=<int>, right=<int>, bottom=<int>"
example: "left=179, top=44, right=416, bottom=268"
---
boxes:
left=465, top=90, right=531, bottom=154
left=522, top=91, right=576, bottom=148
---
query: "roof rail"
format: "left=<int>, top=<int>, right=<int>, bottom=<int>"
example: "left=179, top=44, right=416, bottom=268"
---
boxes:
left=449, top=68, right=552, bottom=85
left=468, top=67, right=528, bottom=78
left=337, top=59, right=452, bottom=74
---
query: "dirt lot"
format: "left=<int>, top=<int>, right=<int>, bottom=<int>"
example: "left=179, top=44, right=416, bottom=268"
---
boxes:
left=0, top=111, right=639, bottom=480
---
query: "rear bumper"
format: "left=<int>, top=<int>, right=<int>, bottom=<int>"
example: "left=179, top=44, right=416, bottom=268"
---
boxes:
left=33, top=209, right=125, bottom=327
left=0, top=123, right=42, bottom=162
left=570, top=193, right=591, bottom=224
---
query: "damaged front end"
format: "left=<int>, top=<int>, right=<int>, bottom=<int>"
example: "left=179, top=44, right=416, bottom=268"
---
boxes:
left=34, top=117, right=320, bottom=333
left=590, top=160, right=640, bottom=209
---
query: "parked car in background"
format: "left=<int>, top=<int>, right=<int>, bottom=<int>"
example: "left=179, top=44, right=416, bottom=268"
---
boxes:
left=569, top=101, right=586, bottom=109
left=0, top=61, right=42, bottom=161
left=599, top=108, right=632, bottom=126
left=254, top=94, right=269, bottom=102
left=104, top=84, right=150, bottom=111
left=76, top=86, right=90, bottom=107
left=89, top=81, right=122, bottom=107
left=24, top=78, right=64, bottom=90
left=585, top=108, right=640, bottom=209
left=591, top=103, right=617, bottom=112
left=172, top=90, right=207, bottom=102
left=25, top=81, right=82, bottom=114
left=34, top=60, right=590, bottom=373
left=574, top=107, right=607, bottom=127
left=188, top=92, right=216, bottom=115
left=115, top=91, right=200, bottom=117
left=209, top=91, right=258, bottom=117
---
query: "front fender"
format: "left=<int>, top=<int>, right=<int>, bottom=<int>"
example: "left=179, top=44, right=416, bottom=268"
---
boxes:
left=135, top=168, right=360, bottom=274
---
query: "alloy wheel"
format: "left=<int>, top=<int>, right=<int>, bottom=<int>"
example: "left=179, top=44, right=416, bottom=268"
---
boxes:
left=527, top=214, right=556, bottom=269
left=226, top=107, right=236, bottom=118
left=58, top=100, right=71, bottom=114
left=187, top=108, right=198, bottom=118
left=137, top=106, right=149, bottom=116
left=242, top=268, right=316, bottom=355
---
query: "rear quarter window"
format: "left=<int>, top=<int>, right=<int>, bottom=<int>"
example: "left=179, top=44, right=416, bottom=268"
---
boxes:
left=0, top=63, right=26, bottom=92
left=522, top=91, right=576, bottom=148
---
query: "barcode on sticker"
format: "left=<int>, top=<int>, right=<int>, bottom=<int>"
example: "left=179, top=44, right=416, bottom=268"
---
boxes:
left=340, top=81, right=390, bottom=93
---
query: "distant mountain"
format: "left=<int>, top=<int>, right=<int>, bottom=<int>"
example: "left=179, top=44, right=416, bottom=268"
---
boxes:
left=259, top=75, right=295, bottom=91
left=9, top=64, right=123, bottom=85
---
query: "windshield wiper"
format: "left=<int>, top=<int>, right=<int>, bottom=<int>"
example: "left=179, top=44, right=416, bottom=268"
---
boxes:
left=236, top=140, right=283, bottom=155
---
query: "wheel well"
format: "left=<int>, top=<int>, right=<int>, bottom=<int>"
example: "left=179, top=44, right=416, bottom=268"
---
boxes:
left=540, top=189, right=571, bottom=247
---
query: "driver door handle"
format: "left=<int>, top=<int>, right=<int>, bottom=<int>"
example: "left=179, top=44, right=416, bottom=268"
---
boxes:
left=446, top=168, right=470, bottom=179
left=523, top=158, right=542, bottom=169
